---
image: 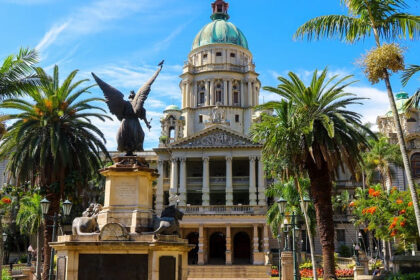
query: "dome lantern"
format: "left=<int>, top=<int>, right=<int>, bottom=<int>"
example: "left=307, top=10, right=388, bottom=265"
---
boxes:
left=211, top=0, right=230, bottom=21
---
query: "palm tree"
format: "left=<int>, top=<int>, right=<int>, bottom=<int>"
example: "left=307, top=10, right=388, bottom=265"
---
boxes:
left=254, top=69, right=373, bottom=279
left=362, top=137, right=402, bottom=191
left=0, top=48, right=39, bottom=100
left=402, top=64, right=420, bottom=109
left=16, top=193, right=43, bottom=280
left=0, top=65, right=110, bottom=280
left=294, top=0, right=420, bottom=240
left=252, top=101, right=319, bottom=279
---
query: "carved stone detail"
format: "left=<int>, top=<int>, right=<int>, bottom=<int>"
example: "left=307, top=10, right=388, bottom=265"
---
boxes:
left=174, top=130, right=256, bottom=148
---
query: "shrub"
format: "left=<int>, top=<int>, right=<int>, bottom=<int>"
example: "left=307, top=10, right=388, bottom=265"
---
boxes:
left=338, top=244, right=352, bottom=257
left=384, top=273, right=420, bottom=280
left=2, top=269, right=11, bottom=280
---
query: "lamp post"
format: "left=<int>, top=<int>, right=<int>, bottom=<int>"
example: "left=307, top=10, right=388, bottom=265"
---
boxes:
left=277, top=196, right=310, bottom=280
left=41, top=198, right=72, bottom=280
left=0, top=227, right=6, bottom=280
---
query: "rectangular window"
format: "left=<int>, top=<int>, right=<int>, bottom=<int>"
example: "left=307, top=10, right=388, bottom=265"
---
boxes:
left=203, top=53, right=208, bottom=59
left=199, top=115, right=203, bottom=123
left=235, top=114, right=239, bottom=123
left=199, top=92, right=205, bottom=105
left=216, top=90, right=222, bottom=103
left=216, top=52, right=222, bottom=57
left=336, top=229, right=345, bottom=243
left=233, top=92, right=239, bottom=104
left=230, top=53, right=236, bottom=58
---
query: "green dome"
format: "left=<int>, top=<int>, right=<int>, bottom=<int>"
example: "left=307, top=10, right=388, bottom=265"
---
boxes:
left=192, top=18, right=248, bottom=50
left=386, top=92, right=410, bottom=116
left=164, top=105, right=180, bottom=112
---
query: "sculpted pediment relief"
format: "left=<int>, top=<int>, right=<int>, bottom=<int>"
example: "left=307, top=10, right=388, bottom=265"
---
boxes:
left=171, top=128, right=260, bottom=148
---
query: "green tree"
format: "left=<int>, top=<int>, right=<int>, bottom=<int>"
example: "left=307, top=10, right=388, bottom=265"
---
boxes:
left=254, top=69, right=372, bottom=279
left=16, top=193, right=43, bottom=280
left=402, top=64, right=420, bottom=109
left=363, top=137, right=402, bottom=191
left=252, top=101, right=319, bottom=279
left=0, top=65, right=110, bottom=280
left=294, top=0, right=420, bottom=243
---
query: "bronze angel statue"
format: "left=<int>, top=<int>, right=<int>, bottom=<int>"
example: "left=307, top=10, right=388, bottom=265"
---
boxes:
left=92, top=61, right=164, bottom=156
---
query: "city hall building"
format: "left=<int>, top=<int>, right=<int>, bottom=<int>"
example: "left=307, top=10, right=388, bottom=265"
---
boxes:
left=153, top=0, right=271, bottom=277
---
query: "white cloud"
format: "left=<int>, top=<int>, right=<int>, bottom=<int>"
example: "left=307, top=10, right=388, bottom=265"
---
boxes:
left=36, top=22, right=69, bottom=51
left=35, top=0, right=169, bottom=53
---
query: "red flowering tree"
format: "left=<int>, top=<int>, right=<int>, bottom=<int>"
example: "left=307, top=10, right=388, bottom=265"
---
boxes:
left=350, top=184, right=419, bottom=248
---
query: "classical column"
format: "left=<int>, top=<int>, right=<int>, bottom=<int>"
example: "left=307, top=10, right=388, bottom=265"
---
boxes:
left=257, top=157, right=266, bottom=206
left=249, top=156, right=257, bottom=205
left=185, top=82, right=190, bottom=108
left=226, top=224, right=232, bottom=265
left=181, top=82, right=186, bottom=108
left=223, top=80, right=228, bottom=105
left=193, top=80, right=197, bottom=107
left=169, top=158, right=178, bottom=205
left=253, top=225, right=259, bottom=253
left=198, top=224, right=205, bottom=265
left=240, top=81, right=245, bottom=107
left=210, top=80, right=215, bottom=106
left=229, top=79, right=233, bottom=106
left=156, top=160, right=164, bottom=214
left=205, top=80, right=210, bottom=106
left=202, top=157, right=210, bottom=206
left=248, top=80, right=252, bottom=107
left=179, top=158, right=187, bottom=206
left=263, top=225, right=270, bottom=255
left=226, top=156, right=233, bottom=206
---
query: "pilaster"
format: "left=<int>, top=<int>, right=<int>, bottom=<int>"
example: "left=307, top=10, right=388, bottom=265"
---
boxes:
left=156, top=160, right=164, bottom=214
left=249, top=156, right=257, bottom=205
left=210, top=80, right=215, bottom=106
left=202, top=157, right=210, bottom=206
left=257, top=156, right=266, bottom=206
left=223, top=80, right=228, bottom=105
left=198, top=224, right=204, bottom=265
left=226, top=224, right=232, bottom=265
left=179, top=158, right=187, bottom=206
left=226, top=156, right=233, bottom=206
left=169, top=158, right=178, bottom=205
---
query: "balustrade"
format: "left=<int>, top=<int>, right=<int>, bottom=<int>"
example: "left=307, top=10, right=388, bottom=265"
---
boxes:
left=178, top=205, right=266, bottom=215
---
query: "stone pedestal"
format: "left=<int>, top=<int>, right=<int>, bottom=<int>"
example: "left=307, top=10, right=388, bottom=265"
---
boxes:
left=98, top=157, right=158, bottom=233
left=281, top=251, right=293, bottom=280
left=51, top=233, right=192, bottom=280
left=354, top=266, right=366, bottom=279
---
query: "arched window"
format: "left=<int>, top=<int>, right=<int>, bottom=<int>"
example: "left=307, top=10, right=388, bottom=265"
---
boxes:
left=411, top=153, right=420, bottom=177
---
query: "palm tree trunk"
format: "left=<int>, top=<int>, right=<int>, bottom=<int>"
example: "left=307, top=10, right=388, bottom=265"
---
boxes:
left=296, top=178, right=318, bottom=280
left=306, top=159, right=336, bottom=280
left=383, top=70, right=420, bottom=237
left=36, top=225, right=42, bottom=280
left=42, top=192, right=60, bottom=280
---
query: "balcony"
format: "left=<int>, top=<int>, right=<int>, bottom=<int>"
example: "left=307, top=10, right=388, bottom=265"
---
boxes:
left=178, top=205, right=266, bottom=215
left=182, top=63, right=256, bottom=74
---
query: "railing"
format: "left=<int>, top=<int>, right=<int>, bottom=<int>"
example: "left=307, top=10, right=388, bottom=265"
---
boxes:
left=179, top=205, right=266, bottom=215
left=183, top=63, right=256, bottom=74
left=163, top=178, right=170, bottom=185
left=186, top=176, right=250, bottom=185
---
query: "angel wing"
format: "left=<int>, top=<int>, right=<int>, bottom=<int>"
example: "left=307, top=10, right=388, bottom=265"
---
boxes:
left=92, top=73, right=126, bottom=121
left=132, top=63, right=163, bottom=116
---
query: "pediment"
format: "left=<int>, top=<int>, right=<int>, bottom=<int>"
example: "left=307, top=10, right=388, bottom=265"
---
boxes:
left=171, top=125, right=261, bottom=149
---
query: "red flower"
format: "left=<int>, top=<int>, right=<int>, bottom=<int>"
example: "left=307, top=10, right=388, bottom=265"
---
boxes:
left=408, top=201, right=413, bottom=207
left=396, top=199, right=403, bottom=205
left=390, top=230, right=398, bottom=237
left=393, top=217, right=399, bottom=222
left=399, top=209, right=406, bottom=215
left=369, top=188, right=375, bottom=196
left=372, top=191, right=381, bottom=197
left=1, top=197, right=11, bottom=204
left=400, top=220, right=406, bottom=227
left=389, top=223, right=396, bottom=230
left=349, top=201, right=355, bottom=207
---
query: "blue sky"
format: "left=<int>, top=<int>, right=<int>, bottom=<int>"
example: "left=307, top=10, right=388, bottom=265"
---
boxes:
left=1, top=0, right=419, bottom=150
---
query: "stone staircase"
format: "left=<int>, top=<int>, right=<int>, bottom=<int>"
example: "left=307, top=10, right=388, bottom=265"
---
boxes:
left=188, top=265, right=271, bottom=278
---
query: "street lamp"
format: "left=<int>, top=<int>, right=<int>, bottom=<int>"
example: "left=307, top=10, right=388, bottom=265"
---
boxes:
left=41, top=198, right=72, bottom=280
left=275, top=197, right=287, bottom=280
left=2, top=233, right=6, bottom=243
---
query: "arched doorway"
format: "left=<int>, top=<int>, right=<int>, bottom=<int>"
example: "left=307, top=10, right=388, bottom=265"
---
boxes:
left=209, top=232, right=226, bottom=264
left=186, top=232, right=199, bottom=265
left=233, top=232, right=251, bottom=264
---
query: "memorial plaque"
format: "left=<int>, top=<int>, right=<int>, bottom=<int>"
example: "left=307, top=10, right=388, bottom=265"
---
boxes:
left=114, top=178, right=138, bottom=205
left=100, top=223, right=129, bottom=241
left=78, top=254, right=148, bottom=280
left=159, top=256, right=175, bottom=280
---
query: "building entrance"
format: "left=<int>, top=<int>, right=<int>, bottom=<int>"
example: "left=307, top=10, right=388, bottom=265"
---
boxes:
left=233, top=232, right=251, bottom=264
left=186, top=232, right=199, bottom=265
left=208, top=232, right=226, bottom=264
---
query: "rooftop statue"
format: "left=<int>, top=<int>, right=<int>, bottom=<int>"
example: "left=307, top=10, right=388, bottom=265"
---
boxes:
left=92, top=61, right=164, bottom=156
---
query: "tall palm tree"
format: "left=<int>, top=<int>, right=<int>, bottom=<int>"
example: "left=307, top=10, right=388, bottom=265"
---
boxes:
left=16, top=193, right=43, bottom=280
left=294, top=0, right=420, bottom=239
left=0, top=48, right=38, bottom=100
left=0, top=65, right=110, bottom=280
left=254, top=69, right=373, bottom=279
left=402, top=64, right=420, bottom=109
left=253, top=101, right=319, bottom=279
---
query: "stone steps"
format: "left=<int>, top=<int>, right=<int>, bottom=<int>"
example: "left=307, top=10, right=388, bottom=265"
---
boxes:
left=188, top=265, right=271, bottom=278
